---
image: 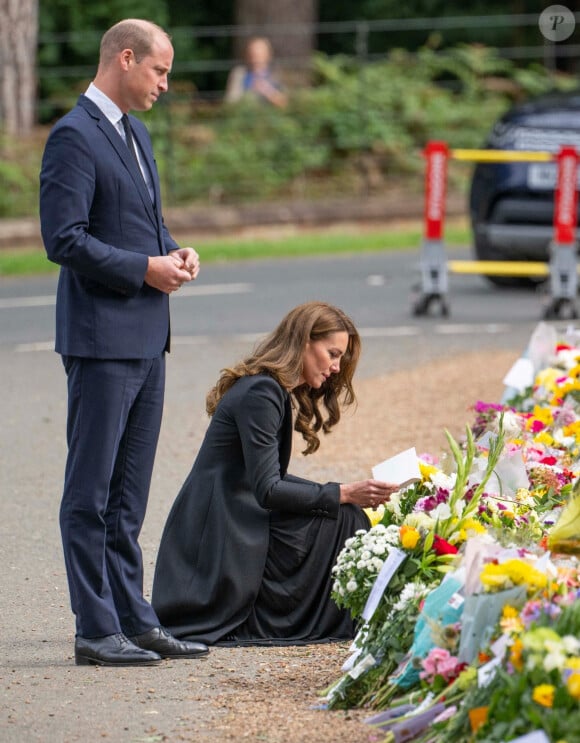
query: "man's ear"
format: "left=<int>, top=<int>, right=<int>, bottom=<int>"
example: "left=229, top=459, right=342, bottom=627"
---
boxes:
left=120, top=49, right=134, bottom=71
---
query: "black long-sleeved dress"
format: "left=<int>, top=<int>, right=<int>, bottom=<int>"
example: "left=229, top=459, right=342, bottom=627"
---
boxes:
left=152, top=373, right=369, bottom=645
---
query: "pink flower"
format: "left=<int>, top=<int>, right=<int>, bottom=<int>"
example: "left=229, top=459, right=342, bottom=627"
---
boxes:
left=419, top=452, right=438, bottom=465
left=420, top=647, right=467, bottom=684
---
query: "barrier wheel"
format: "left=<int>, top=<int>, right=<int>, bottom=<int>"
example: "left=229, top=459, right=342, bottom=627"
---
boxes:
left=543, top=298, right=578, bottom=320
left=412, top=293, right=449, bottom=318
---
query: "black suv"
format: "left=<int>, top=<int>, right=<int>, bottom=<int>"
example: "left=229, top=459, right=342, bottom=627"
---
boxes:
left=469, top=89, right=580, bottom=286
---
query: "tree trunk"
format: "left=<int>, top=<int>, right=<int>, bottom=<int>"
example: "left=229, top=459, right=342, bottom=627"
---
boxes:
left=0, top=0, right=38, bottom=135
left=234, top=0, right=317, bottom=86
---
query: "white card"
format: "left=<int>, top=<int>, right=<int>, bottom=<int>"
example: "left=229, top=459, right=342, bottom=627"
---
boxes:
left=372, top=447, right=421, bottom=488
left=502, top=357, right=534, bottom=391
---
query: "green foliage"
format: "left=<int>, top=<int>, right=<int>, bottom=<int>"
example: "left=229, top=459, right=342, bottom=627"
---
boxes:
left=0, top=133, right=45, bottom=218
left=150, top=44, right=575, bottom=205
left=0, top=162, right=37, bottom=218
left=9, top=40, right=580, bottom=217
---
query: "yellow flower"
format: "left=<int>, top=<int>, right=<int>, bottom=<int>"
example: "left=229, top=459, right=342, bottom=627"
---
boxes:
left=480, top=559, right=547, bottom=594
left=419, top=461, right=438, bottom=481
left=567, top=672, right=580, bottom=700
left=563, top=420, right=580, bottom=440
left=462, top=518, right=486, bottom=535
left=364, top=504, right=385, bottom=527
left=534, top=431, right=555, bottom=446
left=502, top=605, right=518, bottom=619
left=535, top=367, right=560, bottom=392
left=531, top=405, right=554, bottom=426
left=532, top=684, right=555, bottom=707
left=399, top=525, right=420, bottom=550
left=480, top=565, right=509, bottom=590
left=565, top=657, right=580, bottom=671
left=558, top=380, right=580, bottom=400
left=500, top=616, right=524, bottom=634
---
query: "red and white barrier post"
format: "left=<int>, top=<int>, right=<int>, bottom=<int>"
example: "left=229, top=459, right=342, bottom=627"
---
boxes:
left=413, top=141, right=450, bottom=316
left=545, top=145, right=579, bottom=319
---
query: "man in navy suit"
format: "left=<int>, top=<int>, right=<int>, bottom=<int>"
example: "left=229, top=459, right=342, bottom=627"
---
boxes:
left=40, top=18, right=209, bottom=666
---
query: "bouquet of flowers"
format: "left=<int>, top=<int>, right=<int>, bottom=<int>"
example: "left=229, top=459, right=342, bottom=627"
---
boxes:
left=359, top=550, right=580, bottom=743
left=443, top=589, right=580, bottom=743
left=325, top=424, right=505, bottom=709
left=323, top=323, right=580, bottom=743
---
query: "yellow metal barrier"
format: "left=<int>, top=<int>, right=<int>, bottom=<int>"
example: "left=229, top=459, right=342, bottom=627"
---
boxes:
left=413, top=143, right=579, bottom=320
left=448, top=260, right=550, bottom=277
left=450, top=149, right=553, bottom=163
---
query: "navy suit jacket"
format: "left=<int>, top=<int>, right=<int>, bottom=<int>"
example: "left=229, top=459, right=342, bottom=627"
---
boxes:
left=40, top=95, right=180, bottom=359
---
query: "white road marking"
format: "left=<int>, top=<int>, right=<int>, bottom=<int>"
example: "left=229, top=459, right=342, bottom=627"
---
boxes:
left=0, top=296, right=56, bottom=309
left=172, top=283, right=253, bottom=298
left=0, top=282, right=254, bottom=310
left=14, top=324, right=517, bottom=352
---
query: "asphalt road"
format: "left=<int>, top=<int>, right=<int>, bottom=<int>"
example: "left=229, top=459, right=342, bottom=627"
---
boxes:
left=0, top=247, right=553, bottom=361
left=0, top=247, right=564, bottom=741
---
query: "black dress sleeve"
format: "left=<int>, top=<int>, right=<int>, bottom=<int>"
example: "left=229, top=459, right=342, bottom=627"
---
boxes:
left=233, top=376, right=340, bottom=519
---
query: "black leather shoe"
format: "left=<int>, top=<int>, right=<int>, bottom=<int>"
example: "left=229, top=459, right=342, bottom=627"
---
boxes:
left=129, top=626, right=209, bottom=659
left=75, top=633, right=162, bottom=666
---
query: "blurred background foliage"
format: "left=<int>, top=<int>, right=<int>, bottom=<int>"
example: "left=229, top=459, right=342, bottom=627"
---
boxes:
left=2, top=1, right=577, bottom=217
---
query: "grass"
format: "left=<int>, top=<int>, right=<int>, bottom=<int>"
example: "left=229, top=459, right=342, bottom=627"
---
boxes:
left=0, top=218, right=470, bottom=277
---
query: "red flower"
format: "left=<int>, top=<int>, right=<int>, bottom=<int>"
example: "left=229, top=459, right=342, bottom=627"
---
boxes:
left=433, top=535, right=458, bottom=555
left=540, top=456, right=557, bottom=465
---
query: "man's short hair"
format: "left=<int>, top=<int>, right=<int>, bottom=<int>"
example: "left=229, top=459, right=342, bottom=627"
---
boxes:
left=100, top=19, right=170, bottom=65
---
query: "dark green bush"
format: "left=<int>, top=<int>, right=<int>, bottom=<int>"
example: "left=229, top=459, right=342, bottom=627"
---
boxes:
left=3, top=43, right=578, bottom=217
left=148, top=44, right=577, bottom=205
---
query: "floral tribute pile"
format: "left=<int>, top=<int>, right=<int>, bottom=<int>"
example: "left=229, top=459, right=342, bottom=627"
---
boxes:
left=324, top=323, right=580, bottom=743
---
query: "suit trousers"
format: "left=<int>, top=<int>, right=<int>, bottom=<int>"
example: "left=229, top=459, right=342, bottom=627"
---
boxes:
left=60, top=355, right=165, bottom=638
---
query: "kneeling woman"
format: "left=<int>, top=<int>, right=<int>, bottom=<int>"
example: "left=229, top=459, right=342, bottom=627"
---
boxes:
left=152, top=301, right=396, bottom=645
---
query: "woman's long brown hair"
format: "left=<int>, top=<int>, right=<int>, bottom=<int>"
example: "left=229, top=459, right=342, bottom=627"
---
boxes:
left=205, top=301, right=361, bottom=454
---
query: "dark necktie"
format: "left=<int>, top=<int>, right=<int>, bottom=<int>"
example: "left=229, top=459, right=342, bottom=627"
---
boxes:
left=121, top=113, right=140, bottom=165
left=121, top=113, right=156, bottom=208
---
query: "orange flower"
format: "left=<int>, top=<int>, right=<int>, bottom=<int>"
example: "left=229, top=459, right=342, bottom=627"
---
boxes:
left=468, top=706, right=488, bottom=732
left=509, top=638, right=524, bottom=671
